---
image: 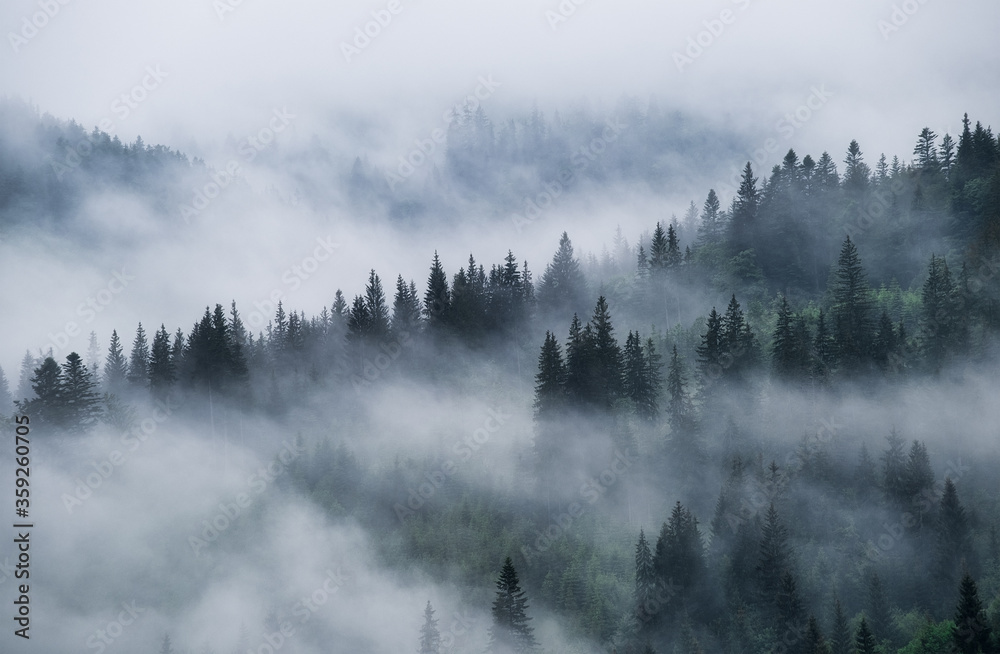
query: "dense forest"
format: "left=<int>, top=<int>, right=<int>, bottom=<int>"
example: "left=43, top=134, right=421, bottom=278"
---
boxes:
left=3, top=102, right=1000, bottom=654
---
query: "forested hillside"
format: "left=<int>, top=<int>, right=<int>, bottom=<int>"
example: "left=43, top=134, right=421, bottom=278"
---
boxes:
left=3, top=107, right=1000, bottom=654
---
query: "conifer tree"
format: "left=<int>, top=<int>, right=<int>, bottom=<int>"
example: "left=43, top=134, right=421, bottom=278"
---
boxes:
left=936, top=478, right=972, bottom=586
left=866, top=571, right=894, bottom=645
left=149, top=324, right=176, bottom=398
left=855, top=618, right=877, bottom=654
left=697, top=189, right=723, bottom=246
left=634, top=529, right=656, bottom=625
left=757, top=504, right=791, bottom=605
left=589, top=296, right=622, bottom=409
left=424, top=251, right=451, bottom=326
left=730, top=162, right=759, bottom=253
left=104, top=330, right=128, bottom=394
left=127, top=323, right=150, bottom=389
left=952, top=573, right=993, bottom=654
left=804, top=615, right=830, bottom=654
left=533, top=332, right=565, bottom=419
left=488, top=557, right=537, bottom=654
left=0, top=365, right=13, bottom=416
left=17, top=357, right=64, bottom=427
left=829, top=598, right=851, bottom=654
left=649, top=222, right=668, bottom=273
left=61, top=352, right=102, bottom=433
left=537, top=232, right=586, bottom=318
left=665, top=345, right=695, bottom=435
left=419, top=601, right=441, bottom=654
left=831, top=236, right=874, bottom=370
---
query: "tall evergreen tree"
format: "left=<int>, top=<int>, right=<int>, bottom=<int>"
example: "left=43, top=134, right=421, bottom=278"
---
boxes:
left=855, top=618, right=877, bottom=654
left=649, top=222, right=669, bottom=273
left=730, top=162, right=759, bottom=253
left=104, top=330, right=128, bottom=394
left=634, top=529, right=656, bottom=625
left=424, top=251, right=451, bottom=326
left=831, top=236, right=874, bottom=369
left=866, top=571, right=894, bottom=645
left=588, top=296, right=622, bottom=409
left=537, top=232, right=586, bottom=318
left=488, top=557, right=537, bottom=654
left=0, top=365, right=13, bottom=416
left=419, top=601, right=441, bottom=654
left=665, top=345, right=695, bottom=436
left=936, top=478, right=972, bottom=587
left=17, top=357, right=64, bottom=427
left=149, top=324, right=176, bottom=398
left=126, top=323, right=150, bottom=389
left=61, top=352, right=102, bottom=433
left=952, top=573, right=993, bottom=654
left=697, top=189, right=723, bottom=246
left=829, top=598, right=851, bottom=654
left=921, top=254, right=957, bottom=371
left=533, top=332, right=566, bottom=419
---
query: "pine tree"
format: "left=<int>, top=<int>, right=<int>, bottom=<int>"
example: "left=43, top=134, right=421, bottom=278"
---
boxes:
left=665, top=345, right=695, bottom=435
left=649, top=222, right=668, bottom=272
left=424, top=251, right=451, bottom=326
left=831, top=236, right=874, bottom=370
left=757, top=504, right=791, bottom=606
left=697, top=189, right=724, bottom=246
left=589, top=296, right=622, bottom=409
left=17, top=357, right=64, bottom=427
left=16, top=351, right=37, bottom=404
left=634, top=529, right=656, bottom=625
left=364, top=270, right=391, bottom=340
left=829, top=598, right=851, bottom=654
left=564, top=314, right=596, bottom=406
left=86, top=331, right=101, bottom=382
left=872, top=310, right=898, bottom=370
left=653, top=501, right=705, bottom=597
left=533, top=332, right=566, bottom=419
left=730, top=162, right=759, bottom=253
left=913, top=127, right=940, bottom=172
left=936, top=478, right=972, bottom=587
left=104, top=330, right=128, bottom=394
left=419, top=601, right=441, bottom=654
left=952, top=573, right=993, bottom=654
left=903, top=440, right=934, bottom=511
left=159, top=634, right=175, bottom=654
left=666, top=223, right=681, bottom=268
left=538, top=232, right=586, bottom=318
left=392, top=274, right=421, bottom=337
left=843, top=140, right=871, bottom=194
left=855, top=617, right=877, bottom=654
left=804, top=615, right=831, bottom=654
left=149, top=324, right=176, bottom=398
left=921, top=254, right=957, bottom=371
left=488, top=557, right=537, bottom=654
left=61, top=352, right=102, bottom=433
left=126, top=323, right=150, bottom=389
left=772, top=296, right=809, bottom=378
left=866, top=572, right=894, bottom=645
left=881, top=428, right=909, bottom=507
left=813, top=308, right=836, bottom=380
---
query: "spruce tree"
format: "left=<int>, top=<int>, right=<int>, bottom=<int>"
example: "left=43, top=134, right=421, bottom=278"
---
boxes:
left=589, top=296, right=622, bottom=409
left=665, top=345, right=695, bottom=436
left=364, top=270, right=391, bottom=340
left=831, top=236, right=874, bottom=370
left=126, top=323, right=150, bottom=389
left=424, top=251, right=451, bottom=326
left=488, top=557, right=537, bottom=654
left=537, top=232, right=586, bottom=318
left=104, top=330, right=128, bottom=395
left=697, top=189, right=723, bottom=246
left=149, top=324, right=176, bottom=398
left=533, top=332, right=566, bottom=419
left=634, top=529, right=656, bottom=625
left=649, top=222, right=668, bottom=272
left=866, top=572, right=894, bottom=645
left=61, top=352, right=102, bottom=433
left=855, top=617, right=877, bottom=654
left=829, top=598, right=851, bottom=654
left=730, top=162, right=759, bottom=253
left=952, top=573, right=993, bottom=654
left=419, top=601, right=441, bottom=654
left=757, top=504, right=791, bottom=606
left=804, top=615, right=831, bottom=654
left=18, top=357, right=64, bottom=427
left=936, top=478, right=972, bottom=587
left=0, top=365, right=13, bottom=416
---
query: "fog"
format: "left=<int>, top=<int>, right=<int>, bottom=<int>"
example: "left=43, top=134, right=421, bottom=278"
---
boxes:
left=2, top=1, right=1000, bottom=653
